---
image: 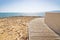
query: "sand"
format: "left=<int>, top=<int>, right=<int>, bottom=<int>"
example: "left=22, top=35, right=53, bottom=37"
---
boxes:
left=0, top=16, right=36, bottom=40
left=0, top=16, right=60, bottom=40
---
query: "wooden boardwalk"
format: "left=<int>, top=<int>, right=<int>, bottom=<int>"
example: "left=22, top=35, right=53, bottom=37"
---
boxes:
left=28, top=18, right=60, bottom=40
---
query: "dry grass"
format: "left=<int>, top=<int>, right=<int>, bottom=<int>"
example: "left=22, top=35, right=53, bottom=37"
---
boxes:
left=0, top=16, right=38, bottom=40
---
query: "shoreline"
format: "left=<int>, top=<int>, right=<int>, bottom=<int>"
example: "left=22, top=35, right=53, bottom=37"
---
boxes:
left=0, top=16, right=44, bottom=19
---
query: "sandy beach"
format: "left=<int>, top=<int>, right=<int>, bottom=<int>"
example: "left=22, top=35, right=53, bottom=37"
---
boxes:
left=0, top=16, right=60, bottom=40
left=0, top=16, right=36, bottom=40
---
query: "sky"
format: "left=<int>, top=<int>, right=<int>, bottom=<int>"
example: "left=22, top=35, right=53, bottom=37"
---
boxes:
left=0, top=0, right=60, bottom=13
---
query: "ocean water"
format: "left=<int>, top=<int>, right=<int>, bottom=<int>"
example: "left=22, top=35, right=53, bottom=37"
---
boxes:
left=0, top=13, right=23, bottom=18
left=0, top=13, right=45, bottom=18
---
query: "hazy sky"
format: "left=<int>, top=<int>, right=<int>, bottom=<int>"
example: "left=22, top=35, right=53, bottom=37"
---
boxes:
left=0, top=0, right=60, bottom=13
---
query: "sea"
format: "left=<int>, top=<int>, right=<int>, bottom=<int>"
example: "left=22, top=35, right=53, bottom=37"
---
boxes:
left=0, top=13, right=45, bottom=18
